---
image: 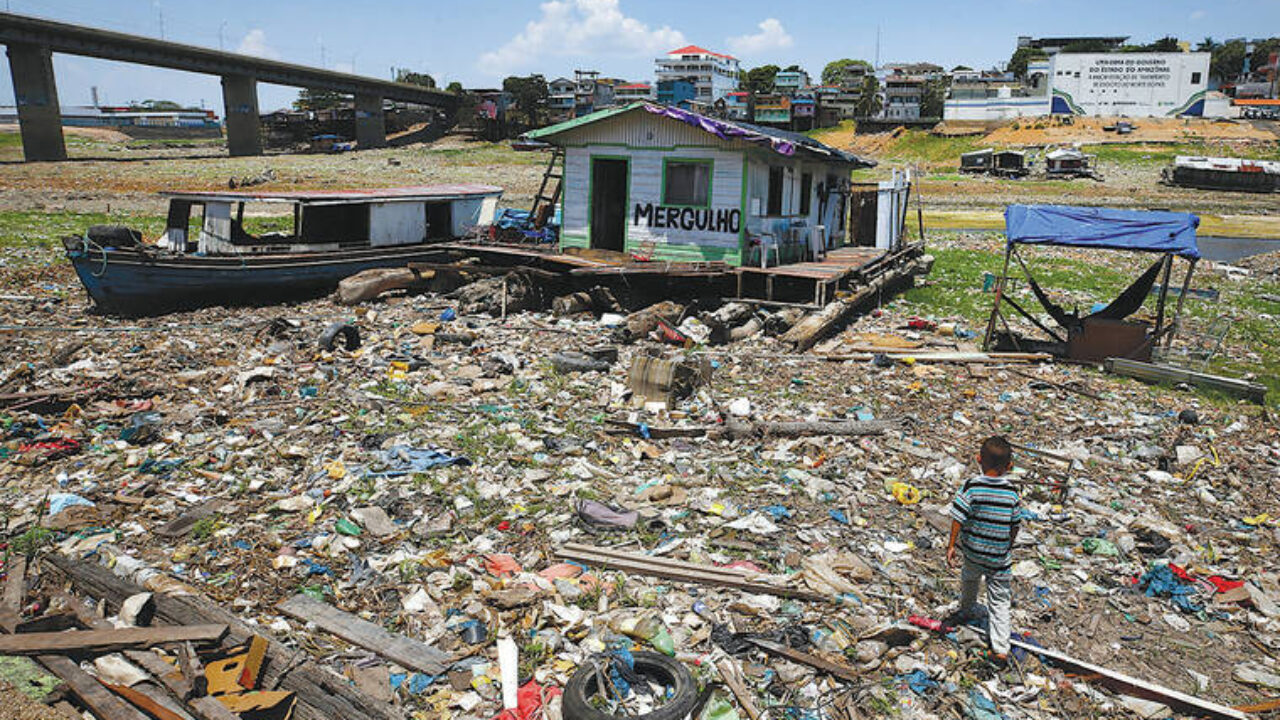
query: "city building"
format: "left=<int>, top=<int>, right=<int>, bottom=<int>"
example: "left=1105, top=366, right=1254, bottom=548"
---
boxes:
left=655, top=45, right=741, bottom=103
left=879, top=62, right=944, bottom=79
left=657, top=78, right=698, bottom=110
left=724, top=91, right=749, bottom=120
left=881, top=75, right=925, bottom=120
left=943, top=61, right=1049, bottom=120
left=945, top=51, right=1231, bottom=119
left=835, top=62, right=871, bottom=89
left=753, top=95, right=792, bottom=127
left=814, top=85, right=865, bottom=119
left=774, top=69, right=811, bottom=96
left=548, top=77, right=575, bottom=122
left=615, top=83, right=654, bottom=102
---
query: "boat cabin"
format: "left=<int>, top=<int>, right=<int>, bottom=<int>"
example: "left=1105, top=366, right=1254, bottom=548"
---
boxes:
left=157, top=185, right=503, bottom=256
left=524, top=103, right=876, bottom=267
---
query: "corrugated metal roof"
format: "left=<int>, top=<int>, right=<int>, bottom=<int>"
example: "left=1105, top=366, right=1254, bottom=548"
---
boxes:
left=160, top=184, right=503, bottom=204
left=667, top=44, right=736, bottom=60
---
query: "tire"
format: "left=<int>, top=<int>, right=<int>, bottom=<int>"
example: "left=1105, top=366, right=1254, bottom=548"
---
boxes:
left=318, top=322, right=361, bottom=351
left=86, top=225, right=142, bottom=247
left=563, top=652, right=698, bottom=720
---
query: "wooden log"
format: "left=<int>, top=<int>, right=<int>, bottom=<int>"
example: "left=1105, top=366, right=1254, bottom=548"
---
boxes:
left=710, top=417, right=895, bottom=440
left=782, top=257, right=926, bottom=351
left=715, top=659, right=763, bottom=720
left=1007, top=637, right=1246, bottom=720
left=153, top=500, right=228, bottom=539
left=555, top=544, right=827, bottom=602
left=746, top=638, right=860, bottom=682
left=1104, top=357, right=1267, bottom=404
left=336, top=267, right=433, bottom=305
left=43, top=554, right=399, bottom=720
left=0, top=625, right=227, bottom=656
left=276, top=594, right=450, bottom=675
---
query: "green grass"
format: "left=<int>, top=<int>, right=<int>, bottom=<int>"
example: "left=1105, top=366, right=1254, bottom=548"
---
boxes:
left=0, top=210, right=296, bottom=250
left=889, top=130, right=984, bottom=164
left=1090, top=141, right=1280, bottom=166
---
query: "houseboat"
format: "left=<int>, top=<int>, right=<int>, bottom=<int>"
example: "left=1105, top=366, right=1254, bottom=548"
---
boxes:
left=63, top=185, right=502, bottom=315
left=1162, top=155, right=1280, bottom=193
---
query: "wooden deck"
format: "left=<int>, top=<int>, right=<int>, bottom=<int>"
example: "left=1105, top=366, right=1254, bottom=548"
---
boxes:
left=433, top=241, right=919, bottom=308
left=735, top=246, right=890, bottom=306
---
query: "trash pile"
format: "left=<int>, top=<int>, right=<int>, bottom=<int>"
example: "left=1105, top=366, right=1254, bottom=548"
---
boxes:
left=1, top=254, right=1278, bottom=720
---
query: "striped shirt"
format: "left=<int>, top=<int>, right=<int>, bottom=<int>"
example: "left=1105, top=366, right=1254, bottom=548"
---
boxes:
left=951, top=474, right=1021, bottom=577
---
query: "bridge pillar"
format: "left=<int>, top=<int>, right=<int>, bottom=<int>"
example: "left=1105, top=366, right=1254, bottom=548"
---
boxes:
left=354, top=93, right=386, bottom=149
left=221, top=74, right=261, bottom=156
left=6, top=43, right=66, bottom=162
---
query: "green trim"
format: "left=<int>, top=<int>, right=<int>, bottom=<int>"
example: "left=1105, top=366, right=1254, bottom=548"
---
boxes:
left=561, top=141, right=726, bottom=151
left=660, top=157, right=713, bottom=209
left=1051, top=88, right=1085, bottom=115
left=586, top=153, right=631, bottom=251
left=1167, top=89, right=1207, bottom=116
left=525, top=102, right=646, bottom=139
left=738, top=152, right=748, bottom=257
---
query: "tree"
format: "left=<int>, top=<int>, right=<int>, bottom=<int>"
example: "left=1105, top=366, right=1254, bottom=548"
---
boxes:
left=921, top=75, right=951, bottom=118
left=951, top=65, right=974, bottom=72
left=1060, top=39, right=1116, bottom=53
left=821, top=58, right=872, bottom=86
left=394, top=69, right=436, bottom=88
left=445, top=81, right=464, bottom=94
left=502, top=74, right=549, bottom=127
left=1121, top=36, right=1181, bottom=52
left=854, top=75, right=881, bottom=117
left=1006, top=47, right=1048, bottom=78
left=783, top=64, right=804, bottom=73
left=740, top=64, right=780, bottom=94
left=293, top=88, right=347, bottom=111
left=1196, top=37, right=1221, bottom=53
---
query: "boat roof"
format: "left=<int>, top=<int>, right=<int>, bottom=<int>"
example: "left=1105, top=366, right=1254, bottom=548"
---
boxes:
left=160, top=184, right=504, bottom=205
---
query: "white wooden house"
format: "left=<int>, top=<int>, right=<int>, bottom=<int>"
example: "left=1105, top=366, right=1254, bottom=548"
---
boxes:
left=526, top=103, right=876, bottom=267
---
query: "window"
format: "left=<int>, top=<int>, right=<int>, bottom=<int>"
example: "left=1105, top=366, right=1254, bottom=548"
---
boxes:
left=1191, top=72, right=1202, bottom=85
left=766, top=167, right=785, bottom=215
left=799, top=173, right=813, bottom=215
left=663, top=160, right=711, bottom=207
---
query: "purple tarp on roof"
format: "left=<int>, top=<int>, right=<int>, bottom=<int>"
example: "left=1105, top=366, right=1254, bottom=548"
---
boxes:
left=642, top=103, right=795, bottom=156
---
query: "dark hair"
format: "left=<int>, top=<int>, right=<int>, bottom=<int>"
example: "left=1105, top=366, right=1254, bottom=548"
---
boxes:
left=980, top=436, right=1013, bottom=472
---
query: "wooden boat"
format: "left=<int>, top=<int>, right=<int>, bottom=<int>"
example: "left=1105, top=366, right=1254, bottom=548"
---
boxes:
left=63, top=184, right=503, bottom=315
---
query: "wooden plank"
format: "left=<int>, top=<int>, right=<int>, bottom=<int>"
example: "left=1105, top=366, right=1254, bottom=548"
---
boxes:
left=276, top=594, right=450, bottom=675
left=154, top=500, right=228, bottom=539
left=561, top=543, right=761, bottom=579
left=716, top=659, right=763, bottom=720
left=1007, top=637, right=1246, bottom=720
left=55, top=593, right=234, bottom=720
left=37, top=654, right=151, bottom=720
left=746, top=638, right=860, bottom=682
left=1104, top=357, right=1267, bottom=403
left=555, top=546, right=827, bottom=602
left=0, top=625, right=228, bottom=656
left=0, top=555, right=27, bottom=632
left=43, top=554, right=398, bottom=720
left=106, top=683, right=194, bottom=720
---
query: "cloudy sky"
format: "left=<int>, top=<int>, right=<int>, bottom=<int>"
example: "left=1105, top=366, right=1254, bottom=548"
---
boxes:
left=0, top=0, right=1270, bottom=112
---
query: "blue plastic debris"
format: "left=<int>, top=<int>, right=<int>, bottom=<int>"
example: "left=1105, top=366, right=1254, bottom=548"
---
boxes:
left=829, top=509, right=850, bottom=525
left=440, top=308, right=456, bottom=322
left=761, top=505, right=792, bottom=520
left=1139, top=564, right=1201, bottom=613
left=47, top=492, right=94, bottom=516
left=965, top=689, right=1007, bottom=720
left=369, top=445, right=470, bottom=477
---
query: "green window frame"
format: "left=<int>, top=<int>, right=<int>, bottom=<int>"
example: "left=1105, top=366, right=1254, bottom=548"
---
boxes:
left=662, top=158, right=713, bottom=208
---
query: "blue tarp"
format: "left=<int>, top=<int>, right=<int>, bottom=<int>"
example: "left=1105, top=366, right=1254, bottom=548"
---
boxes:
left=1005, top=205, right=1200, bottom=260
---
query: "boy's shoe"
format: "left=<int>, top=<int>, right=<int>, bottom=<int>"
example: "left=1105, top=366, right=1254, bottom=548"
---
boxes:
left=988, top=651, right=1009, bottom=667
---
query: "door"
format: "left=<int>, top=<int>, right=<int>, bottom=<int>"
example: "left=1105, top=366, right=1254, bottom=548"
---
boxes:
left=590, top=158, right=628, bottom=252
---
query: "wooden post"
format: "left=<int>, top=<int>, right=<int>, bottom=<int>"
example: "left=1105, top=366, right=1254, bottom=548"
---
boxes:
left=1152, top=253, right=1174, bottom=339
left=983, top=243, right=1014, bottom=351
left=1166, top=258, right=1197, bottom=349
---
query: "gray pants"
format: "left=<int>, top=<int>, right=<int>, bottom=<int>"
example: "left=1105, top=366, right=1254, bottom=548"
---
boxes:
left=960, top=559, right=1012, bottom=655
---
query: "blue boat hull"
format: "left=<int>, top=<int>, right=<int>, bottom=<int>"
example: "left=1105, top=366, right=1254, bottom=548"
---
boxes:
left=66, top=245, right=457, bottom=316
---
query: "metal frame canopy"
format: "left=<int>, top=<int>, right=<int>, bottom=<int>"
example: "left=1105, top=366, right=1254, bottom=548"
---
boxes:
left=983, top=204, right=1200, bottom=360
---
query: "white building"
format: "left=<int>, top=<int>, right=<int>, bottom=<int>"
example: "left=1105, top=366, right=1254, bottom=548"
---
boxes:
left=944, top=52, right=1231, bottom=120
left=655, top=45, right=740, bottom=104
left=1048, top=51, right=1217, bottom=117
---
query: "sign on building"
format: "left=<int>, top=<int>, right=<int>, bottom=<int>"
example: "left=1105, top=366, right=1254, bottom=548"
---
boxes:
left=1049, top=52, right=1211, bottom=117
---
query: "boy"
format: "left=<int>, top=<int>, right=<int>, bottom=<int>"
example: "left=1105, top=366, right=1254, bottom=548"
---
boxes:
left=946, top=435, right=1020, bottom=660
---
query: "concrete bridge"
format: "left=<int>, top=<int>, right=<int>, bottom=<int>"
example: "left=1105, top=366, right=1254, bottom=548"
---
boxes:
left=0, top=12, right=458, bottom=161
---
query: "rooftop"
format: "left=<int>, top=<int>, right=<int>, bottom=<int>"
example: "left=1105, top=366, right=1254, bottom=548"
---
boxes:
left=160, top=184, right=504, bottom=204
left=666, top=44, right=737, bottom=61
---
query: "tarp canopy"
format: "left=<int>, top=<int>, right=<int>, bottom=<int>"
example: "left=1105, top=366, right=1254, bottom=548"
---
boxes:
left=1006, top=205, right=1200, bottom=260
